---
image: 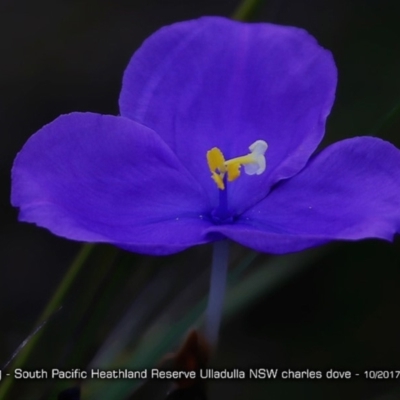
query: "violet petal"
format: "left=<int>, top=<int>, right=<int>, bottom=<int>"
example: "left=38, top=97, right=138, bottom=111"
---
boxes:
left=119, top=16, right=337, bottom=212
left=210, top=137, right=400, bottom=253
left=12, top=112, right=212, bottom=255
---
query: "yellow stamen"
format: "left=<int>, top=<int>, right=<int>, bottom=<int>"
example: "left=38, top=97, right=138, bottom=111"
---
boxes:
left=206, top=140, right=268, bottom=190
left=207, top=148, right=226, bottom=173
left=211, top=172, right=225, bottom=190
left=225, top=154, right=254, bottom=181
left=207, top=148, right=227, bottom=189
left=225, top=163, right=241, bottom=182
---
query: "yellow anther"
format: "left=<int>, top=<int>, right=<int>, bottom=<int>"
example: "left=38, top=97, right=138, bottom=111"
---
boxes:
left=211, top=172, right=225, bottom=190
left=207, top=148, right=226, bottom=173
left=206, top=140, right=268, bottom=190
left=226, top=163, right=241, bottom=182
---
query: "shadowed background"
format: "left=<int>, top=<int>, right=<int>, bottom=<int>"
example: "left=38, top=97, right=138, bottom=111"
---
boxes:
left=1, top=1, right=400, bottom=399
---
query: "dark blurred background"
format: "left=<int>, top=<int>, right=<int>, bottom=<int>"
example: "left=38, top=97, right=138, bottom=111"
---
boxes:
left=2, top=1, right=400, bottom=399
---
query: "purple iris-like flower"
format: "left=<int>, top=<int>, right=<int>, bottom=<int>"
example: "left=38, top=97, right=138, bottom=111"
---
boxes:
left=11, top=17, right=400, bottom=256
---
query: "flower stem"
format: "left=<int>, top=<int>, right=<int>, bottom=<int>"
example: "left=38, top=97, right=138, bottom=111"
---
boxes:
left=0, top=243, right=94, bottom=399
left=232, top=0, right=266, bottom=21
left=205, top=240, right=230, bottom=347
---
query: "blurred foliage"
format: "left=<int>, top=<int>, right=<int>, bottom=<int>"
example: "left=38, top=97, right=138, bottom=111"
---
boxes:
left=1, top=1, right=400, bottom=400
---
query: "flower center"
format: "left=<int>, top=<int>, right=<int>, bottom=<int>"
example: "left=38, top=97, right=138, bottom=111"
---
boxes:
left=206, top=140, right=268, bottom=190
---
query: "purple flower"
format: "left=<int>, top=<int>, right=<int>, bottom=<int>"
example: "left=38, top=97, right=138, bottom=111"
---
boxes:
left=11, top=17, right=400, bottom=256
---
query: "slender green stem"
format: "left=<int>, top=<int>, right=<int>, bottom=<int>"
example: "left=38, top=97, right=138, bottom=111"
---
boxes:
left=205, top=240, right=230, bottom=347
left=372, top=99, right=400, bottom=135
left=232, top=0, right=266, bottom=21
left=40, top=244, right=95, bottom=322
left=0, top=243, right=94, bottom=400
